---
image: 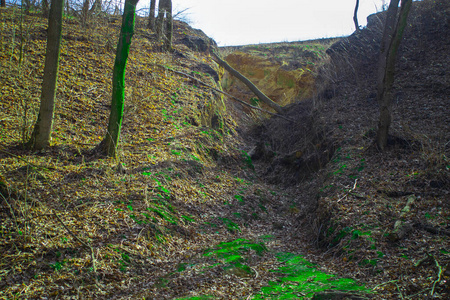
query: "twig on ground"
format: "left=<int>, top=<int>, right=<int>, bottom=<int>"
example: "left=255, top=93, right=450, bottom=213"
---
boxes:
left=414, top=222, right=450, bottom=237
left=337, top=179, right=358, bottom=203
left=414, top=253, right=444, bottom=296
left=430, top=255, right=444, bottom=295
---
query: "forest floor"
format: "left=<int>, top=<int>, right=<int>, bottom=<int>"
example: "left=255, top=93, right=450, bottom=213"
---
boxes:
left=0, top=2, right=449, bottom=299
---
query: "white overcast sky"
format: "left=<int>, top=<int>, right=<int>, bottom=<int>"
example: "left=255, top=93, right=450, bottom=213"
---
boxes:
left=142, top=0, right=387, bottom=46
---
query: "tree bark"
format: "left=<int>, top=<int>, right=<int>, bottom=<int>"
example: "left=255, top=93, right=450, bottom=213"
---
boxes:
left=353, top=0, right=360, bottom=31
left=155, top=0, right=166, bottom=41
left=1, top=0, right=6, bottom=8
left=27, top=0, right=64, bottom=150
left=81, top=0, right=90, bottom=26
left=102, top=0, right=139, bottom=157
left=148, top=0, right=156, bottom=30
left=155, top=0, right=172, bottom=50
left=164, top=0, right=172, bottom=51
left=212, top=52, right=285, bottom=114
left=376, top=0, right=412, bottom=150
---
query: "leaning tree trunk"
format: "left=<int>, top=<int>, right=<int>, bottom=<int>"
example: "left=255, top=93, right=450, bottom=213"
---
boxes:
left=353, top=0, right=360, bottom=31
left=212, top=52, right=285, bottom=114
left=376, top=0, right=412, bottom=150
left=148, top=0, right=156, bottom=30
left=27, top=0, right=64, bottom=150
left=101, top=0, right=139, bottom=157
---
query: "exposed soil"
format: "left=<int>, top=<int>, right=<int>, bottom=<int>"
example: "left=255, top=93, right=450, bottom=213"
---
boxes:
left=0, top=0, right=449, bottom=299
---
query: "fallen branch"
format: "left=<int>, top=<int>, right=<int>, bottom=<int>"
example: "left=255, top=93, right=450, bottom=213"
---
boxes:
left=337, top=179, right=359, bottom=203
left=153, top=63, right=294, bottom=122
left=414, top=222, right=450, bottom=237
left=211, top=51, right=285, bottom=114
left=388, top=194, right=416, bottom=241
left=431, top=255, right=444, bottom=295
left=414, top=253, right=444, bottom=296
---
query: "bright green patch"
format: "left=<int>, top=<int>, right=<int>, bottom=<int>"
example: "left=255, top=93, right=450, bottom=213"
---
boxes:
left=202, top=239, right=267, bottom=278
left=218, top=217, right=240, bottom=233
left=253, top=252, right=368, bottom=299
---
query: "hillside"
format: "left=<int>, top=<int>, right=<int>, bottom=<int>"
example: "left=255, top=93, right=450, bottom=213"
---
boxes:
left=0, top=0, right=449, bottom=299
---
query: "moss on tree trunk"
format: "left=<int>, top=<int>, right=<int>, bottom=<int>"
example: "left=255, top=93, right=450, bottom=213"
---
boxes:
left=102, top=0, right=139, bottom=157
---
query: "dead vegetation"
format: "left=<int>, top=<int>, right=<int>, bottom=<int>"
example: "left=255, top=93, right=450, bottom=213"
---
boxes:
left=0, top=0, right=449, bottom=298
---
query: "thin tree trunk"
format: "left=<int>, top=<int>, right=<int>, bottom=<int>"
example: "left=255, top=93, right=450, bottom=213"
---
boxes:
left=353, top=0, right=360, bottom=31
left=65, top=0, right=70, bottom=17
left=155, top=0, right=166, bottom=41
left=212, top=52, right=285, bottom=114
left=148, top=0, right=156, bottom=30
left=1, top=0, right=6, bottom=8
left=81, top=0, right=90, bottom=27
left=90, top=0, right=102, bottom=14
left=27, top=0, right=64, bottom=150
left=376, top=0, right=412, bottom=150
left=164, top=0, right=172, bottom=50
left=102, top=0, right=139, bottom=157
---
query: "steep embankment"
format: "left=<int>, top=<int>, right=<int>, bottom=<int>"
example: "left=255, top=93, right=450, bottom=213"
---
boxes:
left=241, top=0, right=449, bottom=298
left=0, top=8, right=368, bottom=300
left=219, top=39, right=337, bottom=121
left=0, top=0, right=449, bottom=298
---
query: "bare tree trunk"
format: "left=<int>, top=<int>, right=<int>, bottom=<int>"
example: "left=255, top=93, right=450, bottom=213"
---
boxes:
left=148, top=0, right=156, bottom=30
left=1, top=0, right=6, bottom=8
left=212, top=52, right=285, bottom=114
left=65, top=0, right=70, bottom=16
left=27, top=0, right=64, bottom=150
left=155, top=0, right=166, bottom=41
left=164, top=0, right=172, bottom=50
left=81, top=0, right=90, bottom=26
left=376, top=0, right=412, bottom=150
left=353, top=0, right=360, bottom=31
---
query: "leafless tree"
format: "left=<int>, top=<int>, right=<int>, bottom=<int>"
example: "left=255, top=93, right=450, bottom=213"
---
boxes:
left=353, top=0, right=360, bottom=31
left=27, top=0, right=64, bottom=150
left=155, top=0, right=172, bottom=50
left=376, top=0, right=413, bottom=150
left=148, top=0, right=156, bottom=30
